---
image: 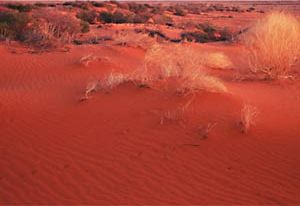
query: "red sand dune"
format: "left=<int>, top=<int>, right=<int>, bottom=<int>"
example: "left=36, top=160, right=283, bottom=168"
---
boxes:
left=0, top=43, right=300, bottom=204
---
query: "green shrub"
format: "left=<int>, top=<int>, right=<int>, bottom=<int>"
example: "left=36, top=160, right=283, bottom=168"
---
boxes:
left=99, top=11, right=133, bottom=24
left=152, top=5, right=165, bottom=15
left=91, top=2, right=104, bottom=7
left=132, top=12, right=151, bottom=23
left=34, top=3, right=47, bottom=7
left=197, top=22, right=216, bottom=34
left=5, top=4, right=33, bottom=12
left=80, top=21, right=90, bottom=33
left=76, top=10, right=98, bottom=24
left=127, top=2, right=148, bottom=13
left=173, top=6, right=187, bottom=16
left=181, top=31, right=210, bottom=43
left=25, top=11, right=81, bottom=48
left=152, top=15, right=173, bottom=25
left=0, top=11, right=30, bottom=40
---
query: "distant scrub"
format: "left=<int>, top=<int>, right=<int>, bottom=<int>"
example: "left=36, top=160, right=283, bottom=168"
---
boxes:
left=80, top=21, right=90, bottom=33
left=152, top=15, right=173, bottom=25
left=76, top=10, right=98, bottom=24
left=99, top=11, right=128, bottom=23
left=99, top=11, right=150, bottom=24
left=173, top=6, right=187, bottom=16
left=5, top=3, right=33, bottom=12
left=0, top=9, right=83, bottom=49
left=91, top=2, right=104, bottom=8
left=27, top=10, right=81, bottom=48
left=181, top=23, right=233, bottom=43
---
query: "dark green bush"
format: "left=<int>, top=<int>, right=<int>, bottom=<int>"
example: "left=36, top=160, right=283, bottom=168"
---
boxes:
left=127, top=2, right=148, bottom=13
left=76, top=10, right=98, bottom=24
left=152, top=5, right=165, bottom=15
left=173, top=6, right=187, bottom=16
left=181, top=31, right=210, bottom=43
left=80, top=21, right=90, bottom=33
left=0, top=11, right=30, bottom=40
left=91, top=2, right=104, bottom=7
left=99, top=12, right=114, bottom=23
left=197, top=22, right=216, bottom=34
left=5, top=4, right=33, bottom=12
left=99, top=11, right=134, bottom=24
left=34, top=3, right=47, bottom=7
left=152, top=15, right=173, bottom=26
left=132, top=12, right=151, bottom=23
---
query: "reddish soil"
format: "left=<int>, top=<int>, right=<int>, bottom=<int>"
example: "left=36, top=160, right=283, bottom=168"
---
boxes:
left=0, top=40, right=300, bottom=204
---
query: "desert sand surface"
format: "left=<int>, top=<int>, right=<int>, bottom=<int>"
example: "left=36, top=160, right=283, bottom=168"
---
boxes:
left=0, top=1, right=300, bottom=204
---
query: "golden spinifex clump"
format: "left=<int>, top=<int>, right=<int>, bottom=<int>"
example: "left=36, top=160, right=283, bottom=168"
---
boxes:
left=244, top=11, right=300, bottom=79
left=135, top=43, right=227, bottom=94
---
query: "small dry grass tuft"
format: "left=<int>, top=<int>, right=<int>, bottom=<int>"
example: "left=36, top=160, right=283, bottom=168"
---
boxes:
left=113, top=30, right=156, bottom=49
left=198, top=122, right=217, bottom=139
left=99, top=72, right=130, bottom=91
left=80, top=73, right=129, bottom=101
left=203, top=52, right=233, bottom=70
left=160, top=96, right=194, bottom=125
left=134, top=43, right=227, bottom=94
left=239, top=104, right=259, bottom=133
left=79, top=54, right=99, bottom=67
left=160, top=106, right=186, bottom=125
left=80, top=80, right=99, bottom=101
left=244, top=11, right=300, bottom=79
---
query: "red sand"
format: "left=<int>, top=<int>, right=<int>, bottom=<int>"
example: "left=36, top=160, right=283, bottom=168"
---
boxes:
left=0, top=42, right=300, bottom=204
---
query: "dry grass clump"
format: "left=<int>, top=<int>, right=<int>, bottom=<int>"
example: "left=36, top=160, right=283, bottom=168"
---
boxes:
left=198, top=122, right=217, bottom=139
left=239, top=104, right=259, bottom=133
left=134, top=43, right=227, bottom=94
left=81, top=80, right=99, bottom=101
left=244, top=11, right=300, bottom=79
left=160, top=106, right=186, bottom=125
left=203, top=52, right=233, bottom=69
left=99, top=72, right=130, bottom=91
left=160, top=96, right=194, bottom=125
left=81, top=73, right=129, bottom=101
left=79, top=54, right=99, bottom=67
left=113, top=30, right=156, bottom=49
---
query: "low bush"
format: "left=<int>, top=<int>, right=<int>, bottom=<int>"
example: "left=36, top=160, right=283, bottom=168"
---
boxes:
left=0, top=10, right=30, bottom=41
left=76, top=10, right=98, bottom=24
left=99, top=11, right=150, bottom=24
left=152, top=15, right=173, bottom=25
left=181, top=31, right=210, bottom=43
left=181, top=23, right=234, bottom=43
left=34, top=3, right=47, bottom=7
left=197, top=22, right=216, bottom=34
left=99, top=11, right=132, bottom=24
left=132, top=12, right=151, bottom=23
left=25, top=10, right=81, bottom=48
left=127, top=2, right=148, bottom=13
left=173, top=6, right=187, bottom=16
left=80, top=21, right=90, bottom=33
left=152, top=5, right=165, bottom=15
left=91, top=2, right=104, bottom=7
left=5, top=3, right=33, bottom=12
